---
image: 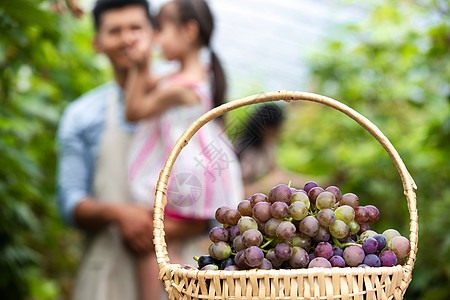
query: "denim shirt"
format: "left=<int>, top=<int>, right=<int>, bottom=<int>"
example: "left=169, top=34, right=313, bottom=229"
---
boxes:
left=56, top=82, right=137, bottom=226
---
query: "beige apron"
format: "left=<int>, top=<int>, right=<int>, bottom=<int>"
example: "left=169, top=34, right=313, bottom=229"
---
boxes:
left=72, top=89, right=139, bottom=300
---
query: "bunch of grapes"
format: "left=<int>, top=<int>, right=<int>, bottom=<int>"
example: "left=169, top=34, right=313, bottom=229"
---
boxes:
left=194, top=181, right=411, bottom=271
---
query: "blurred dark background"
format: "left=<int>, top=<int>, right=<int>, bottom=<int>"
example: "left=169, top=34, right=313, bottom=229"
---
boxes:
left=0, top=0, right=449, bottom=299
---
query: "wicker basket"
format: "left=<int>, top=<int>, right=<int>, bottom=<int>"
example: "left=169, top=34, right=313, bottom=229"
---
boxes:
left=153, top=91, right=418, bottom=300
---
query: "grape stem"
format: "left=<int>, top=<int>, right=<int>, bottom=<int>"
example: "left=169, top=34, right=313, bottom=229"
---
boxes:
left=282, top=217, right=293, bottom=222
left=260, top=238, right=275, bottom=249
left=193, top=256, right=199, bottom=261
left=332, top=237, right=362, bottom=249
left=288, top=180, right=292, bottom=188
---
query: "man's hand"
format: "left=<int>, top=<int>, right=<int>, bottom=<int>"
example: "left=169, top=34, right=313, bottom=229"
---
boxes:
left=126, top=31, right=152, bottom=71
left=112, top=204, right=154, bottom=255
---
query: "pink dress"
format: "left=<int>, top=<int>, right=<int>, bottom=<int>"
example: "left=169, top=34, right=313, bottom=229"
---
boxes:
left=128, top=75, right=244, bottom=219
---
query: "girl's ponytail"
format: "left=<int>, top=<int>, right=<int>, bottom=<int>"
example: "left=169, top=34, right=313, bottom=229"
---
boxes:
left=210, top=50, right=226, bottom=109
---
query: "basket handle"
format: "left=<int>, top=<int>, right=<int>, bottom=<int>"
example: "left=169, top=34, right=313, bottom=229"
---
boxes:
left=153, top=91, right=418, bottom=287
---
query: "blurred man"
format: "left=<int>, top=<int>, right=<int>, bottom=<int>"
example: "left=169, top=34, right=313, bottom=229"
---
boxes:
left=57, top=1, right=156, bottom=299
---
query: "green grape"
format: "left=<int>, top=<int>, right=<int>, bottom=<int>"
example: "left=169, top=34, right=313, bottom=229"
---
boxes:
left=237, top=216, right=258, bottom=233
left=383, top=229, right=401, bottom=243
left=289, top=201, right=308, bottom=221
left=316, top=191, right=336, bottom=210
left=360, top=230, right=378, bottom=240
left=348, top=220, right=360, bottom=235
left=291, top=233, right=312, bottom=249
left=335, top=205, right=355, bottom=224
left=329, top=220, right=350, bottom=239
left=265, top=218, right=282, bottom=238
left=291, top=192, right=310, bottom=209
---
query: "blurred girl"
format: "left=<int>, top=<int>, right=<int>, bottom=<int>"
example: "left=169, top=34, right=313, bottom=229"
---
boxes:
left=124, top=0, right=243, bottom=299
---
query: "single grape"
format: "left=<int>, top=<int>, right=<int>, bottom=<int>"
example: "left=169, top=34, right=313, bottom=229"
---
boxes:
left=237, top=200, right=253, bottom=216
left=228, top=225, right=240, bottom=243
left=253, top=202, right=272, bottom=222
left=358, top=223, right=370, bottom=235
left=291, top=192, right=310, bottom=208
left=312, top=226, right=331, bottom=243
left=275, top=242, right=293, bottom=261
left=388, top=236, right=411, bottom=259
left=224, top=209, right=241, bottom=226
left=242, top=229, right=263, bottom=248
left=298, top=216, right=320, bottom=237
left=271, top=201, right=289, bottom=219
left=382, top=229, right=401, bottom=243
left=379, top=250, right=397, bottom=267
left=362, top=237, right=378, bottom=254
left=303, top=181, right=319, bottom=193
left=209, top=227, right=229, bottom=243
left=197, top=255, right=219, bottom=269
left=332, top=246, right=344, bottom=257
left=343, top=245, right=365, bottom=267
left=244, top=246, right=264, bottom=267
left=308, top=257, right=332, bottom=268
left=360, top=230, right=378, bottom=240
left=209, top=241, right=231, bottom=260
left=249, top=193, right=268, bottom=207
left=329, top=255, right=346, bottom=267
left=340, top=193, right=359, bottom=209
left=276, top=221, right=297, bottom=242
left=314, top=242, right=333, bottom=259
left=291, top=233, right=312, bottom=249
left=364, top=254, right=381, bottom=267
left=348, top=220, right=360, bottom=235
left=317, top=208, right=336, bottom=227
left=308, top=186, right=325, bottom=204
left=235, top=250, right=248, bottom=269
left=201, top=264, right=219, bottom=270
left=258, top=258, right=273, bottom=270
left=224, top=265, right=240, bottom=271
left=265, top=249, right=283, bottom=268
left=233, top=235, right=246, bottom=251
left=329, top=220, right=350, bottom=239
left=265, top=218, right=282, bottom=238
left=365, top=205, right=380, bottom=223
left=220, top=257, right=236, bottom=270
left=373, top=234, right=387, bottom=251
left=325, top=186, right=342, bottom=201
left=215, top=206, right=229, bottom=224
left=316, top=191, right=336, bottom=210
left=338, top=227, right=351, bottom=242
left=237, top=216, right=258, bottom=233
left=335, top=205, right=355, bottom=224
left=289, top=201, right=308, bottom=221
left=289, top=247, right=309, bottom=268
left=269, top=184, right=292, bottom=204
left=354, top=206, right=369, bottom=223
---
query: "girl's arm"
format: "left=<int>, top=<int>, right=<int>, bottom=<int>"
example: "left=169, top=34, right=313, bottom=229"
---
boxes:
left=125, top=66, right=200, bottom=122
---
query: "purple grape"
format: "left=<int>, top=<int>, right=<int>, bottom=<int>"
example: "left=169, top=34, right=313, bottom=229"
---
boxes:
left=253, top=202, right=272, bottom=222
left=224, top=209, right=241, bottom=226
left=303, top=181, right=319, bottom=193
left=332, top=246, right=343, bottom=257
left=256, top=220, right=267, bottom=235
left=270, top=201, right=289, bottom=219
left=266, top=249, right=283, bottom=268
left=325, top=186, right=342, bottom=201
left=354, top=207, right=369, bottom=223
left=312, top=226, right=331, bottom=243
left=244, top=246, right=264, bottom=267
left=215, top=206, right=229, bottom=224
left=389, top=236, right=411, bottom=259
left=365, top=205, right=380, bottom=223
left=249, top=193, right=269, bottom=207
left=291, top=233, right=312, bottom=249
left=242, top=229, right=263, bottom=247
left=276, top=221, right=297, bottom=242
left=237, top=200, right=253, bottom=216
left=269, top=184, right=292, bottom=204
left=289, top=247, right=309, bottom=268
left=317, top=208, right=336, bottom=227
left=329, top=255, right=346, bottom=267
left=308, top=253, right=316, bottom=261
left=308, top=186, right=325, bottom=204
left=314, top=242, right=333, bottom=259
left=340, top=193, right=359, bottom=209
left=258, top=258, right=273, bottom=270
left=299, top=216, right=320, bottom=237
left=343, top=245, right=365, bottom=267
left=228, top=226, right=240, bottom=243
left=201, top=264, right=219, bottom=270
left=358, top=223, right=370, bottom=235
left=364, top=254, right=381, bottom=267
left=220, top=257, right=236, bottom=270
left=224, top=265, right=240, bottom=271
left=209, top=227, right=229, bottom=243
left=308, top=257, right=332, bottom=268
left=379, top=250, right=397, bottom=267
left=362, top=237, right=378, bottom=254
left=373, top=234, right=387, bottom=251
left=358, top=264, right=369, bottom=268
left=232, top=235, right=245, bottom=251
left=290, top=188, right=299, bottom=194
left=275, top=242, right=293, bottom=261
left=235, top=250, right=248, bottom=269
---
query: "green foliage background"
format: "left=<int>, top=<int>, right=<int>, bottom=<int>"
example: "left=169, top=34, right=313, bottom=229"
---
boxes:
left=0, top=0, right=448, bottom=299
